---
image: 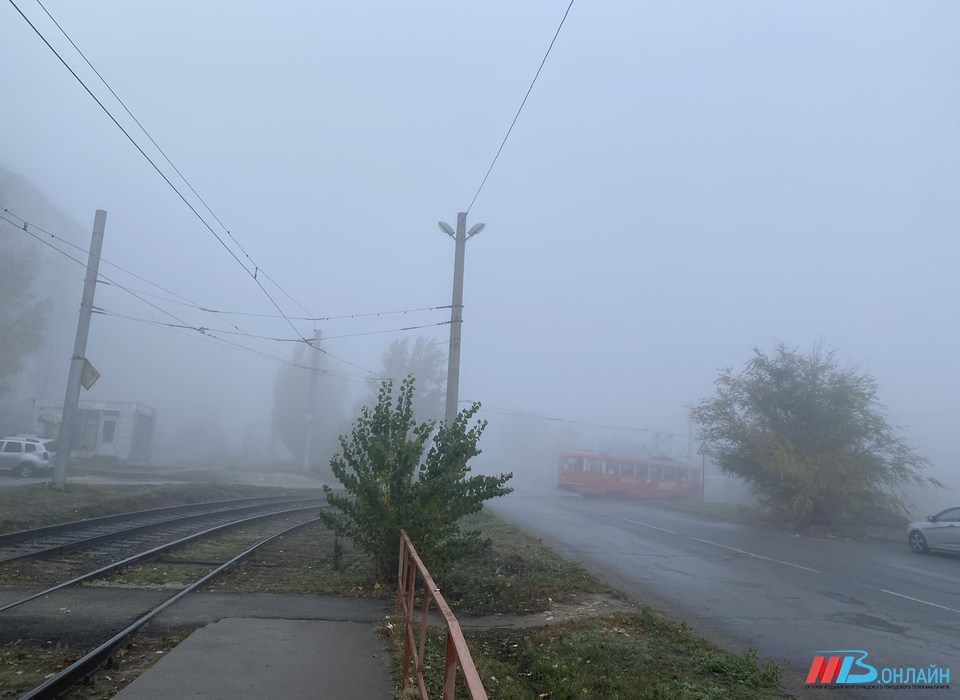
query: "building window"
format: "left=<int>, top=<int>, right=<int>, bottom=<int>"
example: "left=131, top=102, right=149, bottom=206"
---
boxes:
left=102, top=420, right=117, bottom=444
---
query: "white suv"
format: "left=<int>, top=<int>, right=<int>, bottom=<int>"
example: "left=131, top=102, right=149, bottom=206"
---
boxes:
left=0, top=436, right=54, bottom=477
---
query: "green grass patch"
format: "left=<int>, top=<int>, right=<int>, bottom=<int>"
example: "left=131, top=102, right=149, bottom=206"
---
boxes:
left=199, top=521, right=382, bottom=597
left=390, top=609, right=784, bottom=700
left=435, top=512, right=606, bottom=616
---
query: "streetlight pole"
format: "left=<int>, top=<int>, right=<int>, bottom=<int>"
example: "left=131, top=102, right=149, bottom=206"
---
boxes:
left=438, top=213, right=484, bottom=426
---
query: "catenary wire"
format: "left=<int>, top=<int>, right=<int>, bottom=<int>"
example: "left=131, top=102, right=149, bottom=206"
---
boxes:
left=92, top=309, right=382, bottom=383
left=1, top=211, right=367, bottom=380
left=0, top=214, right=336, bottom=376
left=94, top=307, right=451, bottom=344
left=7, top=0, right=315, bottom=348
left=466, top=0, right=576, bottom=213
left=3, top=206, right=449, bottom=326
left=32, top=0, right=310, bottom=319
left=3, top=207, right=379, bottom=378
left=2, top=207, right=280, bottom=355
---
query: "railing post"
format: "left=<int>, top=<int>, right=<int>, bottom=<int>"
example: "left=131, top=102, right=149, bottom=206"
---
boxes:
left=442, top=628, right=458, bottom=700
left=395, top=530, right=487, bottom=700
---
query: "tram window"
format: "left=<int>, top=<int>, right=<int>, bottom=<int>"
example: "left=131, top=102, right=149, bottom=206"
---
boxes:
left=678, top=470, right=690, bottom=482
left=663, top=469, right=677, bottom=481
left=560, top=456, right=584, bottom=471
left=634, top=464, right=647, bottom=479
left=648, top=467, right=661, bottom=480
left=621, top=464, right=635, bottom=476
left=587, top=459, right=604, bottom=472
left=605, top=461, right=620, bottom=474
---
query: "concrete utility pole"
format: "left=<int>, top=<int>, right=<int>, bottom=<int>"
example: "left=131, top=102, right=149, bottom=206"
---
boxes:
left=303, top=328, right=321, bottom=472
left=54, top=210, right=106, bottom=487
left=438, top=213, right=484, bottom=427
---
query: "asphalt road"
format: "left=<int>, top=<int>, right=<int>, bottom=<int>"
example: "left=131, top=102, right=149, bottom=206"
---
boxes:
left=491, top=487, right=958, bottom=698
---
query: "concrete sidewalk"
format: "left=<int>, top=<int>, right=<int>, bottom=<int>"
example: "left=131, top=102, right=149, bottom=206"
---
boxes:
left=88, top=593, right=398, bottom=699
left=113, top=617, right=396, bottom=699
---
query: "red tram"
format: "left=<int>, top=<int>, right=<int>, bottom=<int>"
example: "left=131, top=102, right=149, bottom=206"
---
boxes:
left=558, top=450, right=699, bottom=499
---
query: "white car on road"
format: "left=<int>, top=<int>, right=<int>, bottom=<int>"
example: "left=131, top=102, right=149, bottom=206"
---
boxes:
left=907, top=507, right=960, bottom=554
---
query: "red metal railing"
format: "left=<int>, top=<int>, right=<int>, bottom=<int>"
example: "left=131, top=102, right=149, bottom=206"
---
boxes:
left=397, top=530, right=487, bottom=700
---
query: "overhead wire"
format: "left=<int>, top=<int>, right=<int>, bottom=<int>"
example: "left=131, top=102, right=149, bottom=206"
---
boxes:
left=3, top=209, right=409, bottom=387
left=94, top=307, right=451, bottom=344
left=91, top=308, right=382, bottom=383
left=466, top=0, right=576, bottom=213
left=2, top=211, right=383, bottom=384
left=5, top=205, right=449, bottom=327
left=7, top=0, right=327, bottom=357
left=2, top=207, right=280, bottom=355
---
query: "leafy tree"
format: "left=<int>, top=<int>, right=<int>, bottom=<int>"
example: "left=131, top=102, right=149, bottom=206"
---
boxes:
left=691, top=344, right=939, bottom=530
left=0, top=242, right=49, bottom=397
left=321, top=376, right=512, bottom=581
left=371, top=337, right=446, bottom=422
left=272, top=341, right=348, bottom=470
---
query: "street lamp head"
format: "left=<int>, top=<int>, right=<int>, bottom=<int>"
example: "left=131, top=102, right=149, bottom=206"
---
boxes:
left=438, top=221, right=455, bottom=237
left=467, top=222, right=485, bottom=238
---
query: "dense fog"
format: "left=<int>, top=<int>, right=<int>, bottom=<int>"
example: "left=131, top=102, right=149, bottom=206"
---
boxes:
left=1, top=2, right=956, bottom=516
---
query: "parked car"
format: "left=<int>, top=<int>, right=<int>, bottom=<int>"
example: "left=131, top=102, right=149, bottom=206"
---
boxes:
left=4, top=434, right=56, bottom=454
left=907, top=507, right=960, bottom=553
left=0, top=436, right=53, bottom=477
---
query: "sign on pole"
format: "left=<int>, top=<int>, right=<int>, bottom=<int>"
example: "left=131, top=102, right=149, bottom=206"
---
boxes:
left=81, top=358, right=100, bottom=390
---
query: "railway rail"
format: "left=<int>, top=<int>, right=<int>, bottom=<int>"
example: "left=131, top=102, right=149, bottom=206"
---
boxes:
left=0, top=499, right=330, bottom=697
left=14, top=516, right=323, bottom=698
left=0, top=495, right=323, bottom=564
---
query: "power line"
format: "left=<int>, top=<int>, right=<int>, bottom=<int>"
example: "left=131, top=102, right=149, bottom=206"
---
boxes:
left=2, top=210, right=202, bottom=331
left=4, top=206, right=449, bottom=331
left=466, top=0, right=576, bottom=213
left=2, top=211, right=380, bottom=383
left=94, top=306, right=451, bottom=344
left=6, top=204, right=380, bottom=377
left=8, top=0, right=313, bottom=345
left=92, top=308, right=381, bottom=383
left=1, top=207, right=280, bottom=355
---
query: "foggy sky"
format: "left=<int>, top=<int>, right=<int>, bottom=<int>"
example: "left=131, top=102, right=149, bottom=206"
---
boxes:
left=1, top=2, right=957, bottom=507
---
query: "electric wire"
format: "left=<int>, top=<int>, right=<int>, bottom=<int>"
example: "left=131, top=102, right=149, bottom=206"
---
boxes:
left=8, top=0, right=316, bottom=350
left=1, top=211, right=330, bottom=379
left=466, top=0, right=576, bottom=213
left=2, top=210, right=390, bottom=383
left=4, top=205, right=448, bottom=326
left=0, top=214, right=382, bottom=381
left=2, top=207, right=279, bottom=355
left=94, top=307, right=451, bottom=344
left=3, top=208, right=400, bottom=380
left=2, top=211, right=208, bottom=331
left=92, top=309, right=381, bottom=383
left=32, top=0, right=309, bottom=320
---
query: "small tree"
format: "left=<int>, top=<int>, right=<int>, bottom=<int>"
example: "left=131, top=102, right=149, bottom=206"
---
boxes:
left=320, top=376, right=512, bottom=581
left=691, top=344, right=940, bottom=530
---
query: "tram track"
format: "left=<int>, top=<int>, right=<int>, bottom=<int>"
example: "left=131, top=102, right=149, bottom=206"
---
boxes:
left=0, top=495, right=323, bottom=564
left=12, top=516, right=324, bottom=699
left=0, top=498, right=331, bottom=697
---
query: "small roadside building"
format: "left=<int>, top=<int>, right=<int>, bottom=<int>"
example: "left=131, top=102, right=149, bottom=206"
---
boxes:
left=34, top=399, right=155, bottom=463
